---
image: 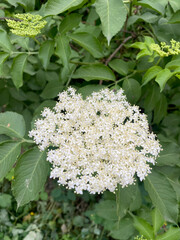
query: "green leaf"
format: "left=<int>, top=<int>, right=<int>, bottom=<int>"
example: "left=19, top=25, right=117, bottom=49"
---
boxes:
left=59, top=13, right=82, bottom=34
left=95, top=200, right=117, bottom=220
left=165, top=59, right=180, bottom=70
left=44, top=0, right=84, bottom=16
left=55, top=35, right=71, bottom=67
left=0, top=141, right=21, bottom=180
left=110, top=218, right=135, bottom=240
left=0, top=112, right=26, bottom=138
left=40, top=80, right=64, bottom=99
left=11, top=53, right=28, bottom=89
left=156, top=227, right=180, bottom=240
left=155, top=68, right=172, bottom=92
left=77, top=84, right=105, bottom=98
left=137, top=0, right=165, bottom=14
left=0, top=29, right=14, bottom=52
left=153, top=94, right=167, bottom=124
left=133, top=216, right=154, bottom=239
left=169, top=0, right=180, bottom=12
left=39, top=40, right=54, bottom=70
left=151, top=208, right=164, bottom=234
left=156, top=141, right=180, bottom=167
left=142, top=66, right=162, bottom=86
left=69, top=32, right=103, bottom=58
left=128, top=12, right=159, bottom=26
left=0, top=53, right=9, bottom=76
left=169, top=10, right=180, bottom=23
left=12, top=148, right=49, bottom=208
left=95, top=0, right=127, bottom=44
left=122, top=78, right=141, bottom=104
left=116, top=184, right=141, bottom=219
left=72, top=64, right=115, bottom=81
left=0, top=193, right=12, bottom=208
left=144, top=84, right=160, bottom=112
left=144, top=170, right=178, bottom=223
left=109, top=59, right=135, bottom=76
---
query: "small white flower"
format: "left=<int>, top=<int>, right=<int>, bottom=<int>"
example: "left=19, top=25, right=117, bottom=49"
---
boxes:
left=29, top=88, right=162, bottom=194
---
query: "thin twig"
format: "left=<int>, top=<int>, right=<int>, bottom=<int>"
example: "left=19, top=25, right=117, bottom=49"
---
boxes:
left=105, top=36, right=132, bottom=65
left=0, top=17, right=22, bottom=22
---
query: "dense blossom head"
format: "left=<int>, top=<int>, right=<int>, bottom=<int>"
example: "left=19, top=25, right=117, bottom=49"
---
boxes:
left=29, top=87, right=161, bottom=194
left=6, top=13, right=47, bottom=37
left=151, top=39, right=180, bottom=57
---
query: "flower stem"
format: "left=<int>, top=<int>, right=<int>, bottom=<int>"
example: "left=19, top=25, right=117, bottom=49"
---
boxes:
left=116, top=184, right=121, bottom=227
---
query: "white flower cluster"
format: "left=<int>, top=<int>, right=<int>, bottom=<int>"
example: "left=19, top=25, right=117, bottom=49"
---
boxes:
left=29, top=87, right=161, bottom=194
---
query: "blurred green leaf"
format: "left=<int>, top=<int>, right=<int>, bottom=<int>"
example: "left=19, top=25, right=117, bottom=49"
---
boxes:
left=133, top=216, right=154, bottom=239
left=40, top=80, right=64, bottom=99
left=109, top=59, right=135, bottom=76
left=77, top=84, right=105, bottom=98
left=153, top=94, right=167, bottom=124
left=0, top=53, right=9, bottom=76
left=156, top=226, right=180, bottom=240
left=0, top=29, right=14, bottom=52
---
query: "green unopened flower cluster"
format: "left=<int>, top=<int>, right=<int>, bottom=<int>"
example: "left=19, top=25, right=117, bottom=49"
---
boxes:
left=150, top=39, right=180, bottom=57
left=6, top=13, right=47, bottom=37
left=134, top=236, right=148, bottom=240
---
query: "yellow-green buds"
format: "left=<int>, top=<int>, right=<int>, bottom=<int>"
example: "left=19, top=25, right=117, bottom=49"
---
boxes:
left=6, top=13, right=47, bottom=37
left=151, top=39, right=180, bottom=57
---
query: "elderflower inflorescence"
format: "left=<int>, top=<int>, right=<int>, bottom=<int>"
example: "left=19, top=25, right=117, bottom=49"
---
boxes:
left=151, top=39, right=180, bottom=57
left=29, top=88, right=161, bottom=194
left=6, top=13, right=47, bottom=37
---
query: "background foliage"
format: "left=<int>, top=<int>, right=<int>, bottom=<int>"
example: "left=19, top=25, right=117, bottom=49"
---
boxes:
left=0, top=0, right=180, bottom=239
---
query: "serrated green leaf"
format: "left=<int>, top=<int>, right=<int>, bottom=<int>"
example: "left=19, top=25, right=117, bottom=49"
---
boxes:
left=11, top=53, right=28, bottom=89
left=69, top=32, right=103, bottom=58
left=0, top=141, right=21, bottom=180
left=59, top=13, right=82, bottom=34
left=122, top=78, right=141, bottom=104
left=0, top=29, right=14, bottom=52
left=156, top=227, right=180, bottom=240
left=144, top=170, right=178, bottom=223
left=133, top=216, right=154, bottom=239
left=55, top=35, right=71, bottom=67
left=12, top=148, right=49, bottom=207
left=151, top=208, right=164, bottom=234
left=39, top=40, right=54, bottom=70
left=44, top=0, right=84, bottom=16
left=95, top=0, right=127, bottom=44
left=142, top=66, right=162, bottom=86
left=72, top=64, right=115, bottom=81
left=0, top=53, right=9, bottom=76
left=155, top=68, right=172, bottom=92
left=0, top=112, right=26, bottom=138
